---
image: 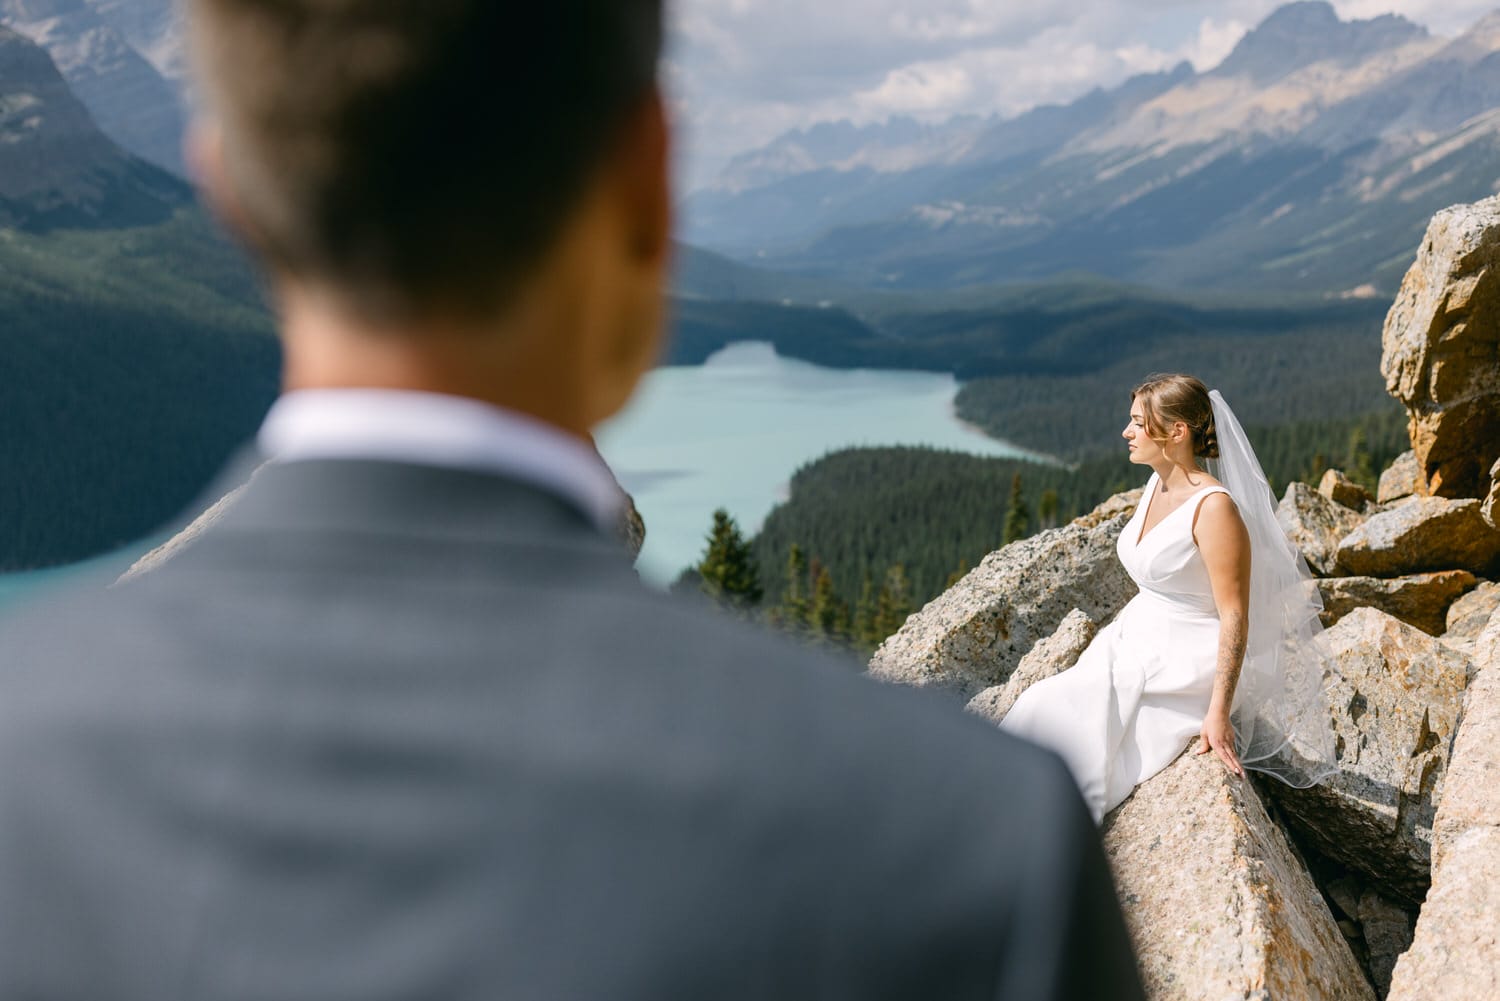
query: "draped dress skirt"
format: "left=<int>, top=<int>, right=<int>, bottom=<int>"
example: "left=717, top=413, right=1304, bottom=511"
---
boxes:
left=1001, top=473, right=1233, bottom=823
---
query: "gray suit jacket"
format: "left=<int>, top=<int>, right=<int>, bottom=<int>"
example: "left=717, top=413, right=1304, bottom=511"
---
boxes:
left=0, top=457, right=1144, bottom=1000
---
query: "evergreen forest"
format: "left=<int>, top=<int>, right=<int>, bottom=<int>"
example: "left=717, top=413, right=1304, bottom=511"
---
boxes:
left=684, top=405, right=1408, bottom=656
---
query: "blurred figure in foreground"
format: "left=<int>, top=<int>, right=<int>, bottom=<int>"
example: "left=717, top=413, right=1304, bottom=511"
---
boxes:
left=0, top=2, right=1144, bottom=998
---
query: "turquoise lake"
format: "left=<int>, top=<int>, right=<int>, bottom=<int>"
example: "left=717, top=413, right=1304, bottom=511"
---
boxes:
left=0, top=341, right=1038, bottom=609
left=594, top=341, right=1037, bottom=584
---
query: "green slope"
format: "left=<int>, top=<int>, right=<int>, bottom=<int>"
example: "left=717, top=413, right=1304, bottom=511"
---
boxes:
left=0, top=207, right=279, bottom=569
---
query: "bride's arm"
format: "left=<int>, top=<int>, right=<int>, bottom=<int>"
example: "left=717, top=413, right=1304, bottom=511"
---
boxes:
left=1194, top=492, right=1252, bottom=777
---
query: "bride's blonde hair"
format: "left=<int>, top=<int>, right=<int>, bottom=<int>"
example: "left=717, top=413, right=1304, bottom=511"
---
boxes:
left=1132, top=374, right=1219, bottom=459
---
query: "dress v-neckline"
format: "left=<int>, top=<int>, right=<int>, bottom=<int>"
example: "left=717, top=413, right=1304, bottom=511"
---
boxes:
left=1133, top=474, right=1219, bottom=548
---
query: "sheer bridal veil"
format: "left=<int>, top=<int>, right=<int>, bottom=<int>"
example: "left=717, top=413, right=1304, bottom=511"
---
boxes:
left=1205, top=390, right=1339, bottom=788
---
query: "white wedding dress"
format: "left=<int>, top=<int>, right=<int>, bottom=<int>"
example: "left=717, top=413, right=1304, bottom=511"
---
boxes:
left=1000, top=471, right=1234, bottom=823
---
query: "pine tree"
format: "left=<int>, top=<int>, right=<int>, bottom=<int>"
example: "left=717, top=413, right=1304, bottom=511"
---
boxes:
left=944, top=560, right=969, bottom=590
left=1345, top=428, right=1376, bottom=491
left=1003, top=473, right=1030, bottom=545
left=696, top=508, right=762, bottom=612
left=770, top=543, right=810, bottom=634
left=808, top=565, right=847, bottom=644
left=853, top=569, right=878, bottom=651
left=873, top=563, right=912, bottom=641
left=1038, top=488, right=1060, bottom=530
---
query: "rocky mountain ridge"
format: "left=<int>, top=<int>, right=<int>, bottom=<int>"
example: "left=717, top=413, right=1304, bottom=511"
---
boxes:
left=0, top=0, right=185, bottom=174
left=0, top=23, right=185, bottom=228
left=686, top=3, right=1500, bottom=299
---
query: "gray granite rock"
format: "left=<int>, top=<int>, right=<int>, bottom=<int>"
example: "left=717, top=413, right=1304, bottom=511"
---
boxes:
left=1356, top=888, right=1413, bottom=997
left=964, top=609, right=1096, bottom=723
left=1425, top=609, right=1500, bottom=872
left=1385, top=828, right=1500, bottom=1000
left=1103, top=749, right=1373, bottom=1001
left=1335, top=497, right=1500, bottom=577
left=1316, top=570, right=1476, bottom=636
left=1269, top=608, right=1471, bottom=906
left=1381, top=196, right=1500, bottom=504
left=1446, top=579, right=1500, bottom=642
left=1377, top=451, right=1422, bottom=505
left=868, top=490, right=1139, bottom=698
left=1279, top=481, right=1367, bottom=576
left=1319, top=469, right=1374, bottom=511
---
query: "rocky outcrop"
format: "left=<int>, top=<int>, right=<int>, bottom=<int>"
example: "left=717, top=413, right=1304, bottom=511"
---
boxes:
left=1381, top=196, right=1500, bottom=511
left=1320, top=469, right=1374, bottom=511
left=1444, top=580, right=1500, bottom=655
left=1316, top=570, right=1476, bottom=636
left=1335, top=497, right=1500, bottom=577
left=1278, top=480, right=1368, bottom=575
left=868, top=490, right=1139, bottom=698
left=1103, top=749, right=1373, bottom=1001
left=964, top=609, right=1095, bottom=723
left=1377, top=451, right=1422, bottom=504
left=1270, top=608, right=1472, bottom=905
left=1387, top=609, right=1500, bottom=999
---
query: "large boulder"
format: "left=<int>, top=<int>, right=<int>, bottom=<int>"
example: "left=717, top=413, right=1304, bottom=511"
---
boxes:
left=1316, top=571, right=1476, bottom=637
left=1377, top=451, right=1422, bottom=505
left=1319, top=469, right=1374, bottom=512
left=1103, top=749, right=1373, bottom=1001
left=965, top=609, right=1096, bottom=723
left=1424, top=609, right=1500, bottom=872
left=1444, top=580, right=1500, bottom=657
left=1335, top=497, right=1500, bottom=578
left=1270, top=608, right=1472, bottom=905
left=1381, top=196, right=1500, bottom=509
left=1387, top=609, right=1500, bottom=999
left=1278, top=481, right=1368, bottom=576
left=868, top=490, right=1139, bottom=698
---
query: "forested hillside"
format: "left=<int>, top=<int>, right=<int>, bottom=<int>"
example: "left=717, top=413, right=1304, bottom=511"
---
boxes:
left=0, top=210, right=279, bottom=568
left=685, top=406, right=1409, bottom=652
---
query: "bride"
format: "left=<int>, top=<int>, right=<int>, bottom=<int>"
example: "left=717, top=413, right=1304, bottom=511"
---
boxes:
left=1001, top=374, right=1336, bottom=823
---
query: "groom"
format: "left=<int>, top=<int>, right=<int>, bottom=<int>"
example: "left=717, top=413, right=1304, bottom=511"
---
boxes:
left=0, top=2, right=1143, bottom=998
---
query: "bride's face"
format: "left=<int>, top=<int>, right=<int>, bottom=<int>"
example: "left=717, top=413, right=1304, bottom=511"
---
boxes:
left=1123, top=398, right=1168, bottom=465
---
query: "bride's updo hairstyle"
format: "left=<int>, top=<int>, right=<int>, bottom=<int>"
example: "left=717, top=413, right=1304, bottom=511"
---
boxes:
left=1132, top=374, right=1220, bottom=460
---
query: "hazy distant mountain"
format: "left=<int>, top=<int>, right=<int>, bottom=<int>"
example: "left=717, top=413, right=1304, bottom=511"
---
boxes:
left=0, top=24, right=186, bottom=228
left=0, top=0, right=186, bottom=173
left=684, top=2, right=1500, bottom=298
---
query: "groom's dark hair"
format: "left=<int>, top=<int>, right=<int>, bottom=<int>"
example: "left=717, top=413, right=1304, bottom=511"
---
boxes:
left=188, top=0, right=664, bottom=322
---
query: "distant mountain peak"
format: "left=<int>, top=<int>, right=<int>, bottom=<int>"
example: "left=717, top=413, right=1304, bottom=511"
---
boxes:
left=0, top=24, right=185, bottom=228
left=1444, top=9, right=1500, bottom=61
left=1213, top=1, right=1427, bottom=82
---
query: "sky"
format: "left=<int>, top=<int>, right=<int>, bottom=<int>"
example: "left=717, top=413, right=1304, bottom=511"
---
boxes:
left=666, top=0, right=1500, bottom=192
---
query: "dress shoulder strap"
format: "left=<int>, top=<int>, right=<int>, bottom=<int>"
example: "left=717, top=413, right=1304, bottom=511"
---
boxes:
left=1187, top=484, right=1234, bottom=527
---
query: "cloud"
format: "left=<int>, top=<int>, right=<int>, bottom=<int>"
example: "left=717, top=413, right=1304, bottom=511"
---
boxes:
left=668, top=1, right=1484, bottom=191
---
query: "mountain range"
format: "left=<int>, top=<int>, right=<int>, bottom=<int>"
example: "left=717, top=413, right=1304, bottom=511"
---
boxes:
left=0, top=0, right=184, bottom=174
left=685, top=2, right=1500, bottom=297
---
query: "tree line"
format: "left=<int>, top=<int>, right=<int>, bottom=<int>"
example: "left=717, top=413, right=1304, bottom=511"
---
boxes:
left=677, top=405, right=1409, bottom=654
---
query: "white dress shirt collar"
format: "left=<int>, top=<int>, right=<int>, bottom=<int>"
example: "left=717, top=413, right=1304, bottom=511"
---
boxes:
left=257, top=389, right=626, bottom=531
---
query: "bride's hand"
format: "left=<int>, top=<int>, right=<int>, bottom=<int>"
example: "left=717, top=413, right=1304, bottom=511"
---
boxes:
left=1196, top=710, right=1244, bottom=777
